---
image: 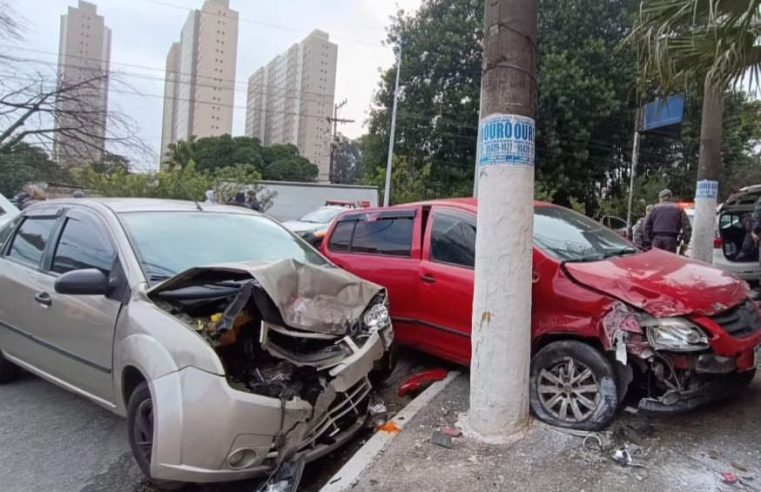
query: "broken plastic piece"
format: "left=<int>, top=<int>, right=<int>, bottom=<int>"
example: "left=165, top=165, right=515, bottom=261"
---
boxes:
left=431, top=430, right=453, bottom=449
left=376, top=421, right=401, bottom=434
left=368, top=393, right=388, bottom=425
left=398, top=368, right=448, bottom=398
left=721, top=472, right=739, bottom=484
left=258, top=458, right=305, bottom=492
left=611, top=446, right=645, bottom=467
left=441, top=426, right=462, bottom=438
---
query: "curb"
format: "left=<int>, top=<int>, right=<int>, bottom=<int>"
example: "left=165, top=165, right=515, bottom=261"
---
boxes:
left=320, top=370, right=461, bottom=492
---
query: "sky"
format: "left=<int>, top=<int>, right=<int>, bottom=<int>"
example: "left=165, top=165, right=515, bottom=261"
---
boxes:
left=5, top=0, right=422, bottom=170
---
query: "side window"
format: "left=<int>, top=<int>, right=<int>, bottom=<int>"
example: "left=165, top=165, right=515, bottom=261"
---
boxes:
left=329, top=220, right=355, bottom=252
left=7, top=217, right=58, bottom=268
left=52, top=215, right=116, bottom=275
left=351, top=217, right=414, bottom=257
left=430, top=211, right=476, bottom=268
left=0, top=216, right=22, bottom=250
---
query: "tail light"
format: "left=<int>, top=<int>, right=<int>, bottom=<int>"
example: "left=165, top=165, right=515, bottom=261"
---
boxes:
left=713, top=235, right=723, bottom=249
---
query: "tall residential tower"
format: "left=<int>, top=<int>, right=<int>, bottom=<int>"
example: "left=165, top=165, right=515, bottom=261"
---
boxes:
left=245, top=30, right=337, bottom=180
left=161, top=0, right=239, bottom=166
left=54, top=0, right=111, bottom=165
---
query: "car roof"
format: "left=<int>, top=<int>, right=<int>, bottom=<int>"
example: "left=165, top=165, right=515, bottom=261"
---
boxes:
left=25, top=198, right=260, bottom=215
left=722, top=185, right=761, bottom=212
left=340, top=197, right=551, bottom=213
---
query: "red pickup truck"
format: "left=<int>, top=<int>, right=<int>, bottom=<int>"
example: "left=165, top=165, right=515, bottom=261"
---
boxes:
left=320, top=198, right=761, bottom=430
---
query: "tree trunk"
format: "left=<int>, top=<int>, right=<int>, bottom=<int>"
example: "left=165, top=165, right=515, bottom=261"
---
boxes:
left=468, top=0, right=537, bottom=439
left=690, top=75, right=723, bottom=263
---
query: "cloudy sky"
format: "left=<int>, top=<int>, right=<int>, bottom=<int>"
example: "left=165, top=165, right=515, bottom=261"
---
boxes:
left=5, top=0, right=421, bottom=169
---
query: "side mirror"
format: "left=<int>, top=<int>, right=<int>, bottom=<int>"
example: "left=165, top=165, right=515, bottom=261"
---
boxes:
left=55, top=268, right=113, bottom=296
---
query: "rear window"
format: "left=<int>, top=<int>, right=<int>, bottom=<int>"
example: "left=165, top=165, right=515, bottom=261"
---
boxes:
left=352, top=217, right=413, bottom=256
left=8, top=217, right=58, bottom=268
left=328, top=221, right=355, bottom=252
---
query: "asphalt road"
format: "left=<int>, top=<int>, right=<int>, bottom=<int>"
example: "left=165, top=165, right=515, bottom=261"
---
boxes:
left=0, top=349, right=442, bottom=492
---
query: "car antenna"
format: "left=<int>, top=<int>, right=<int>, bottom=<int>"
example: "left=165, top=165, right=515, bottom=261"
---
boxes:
left=193, top=199, right=203, bottom=212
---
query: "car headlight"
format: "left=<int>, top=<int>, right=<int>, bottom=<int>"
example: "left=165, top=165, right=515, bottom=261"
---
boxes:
left=363, top=296, right=390, bottom=333
left=646, top=318, right=709, bottom=352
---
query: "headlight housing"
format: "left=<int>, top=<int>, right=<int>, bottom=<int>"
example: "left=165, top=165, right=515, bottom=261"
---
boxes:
left=363, top=296, right=391, bottom=333
left=646, top=318, right=709, bottom=352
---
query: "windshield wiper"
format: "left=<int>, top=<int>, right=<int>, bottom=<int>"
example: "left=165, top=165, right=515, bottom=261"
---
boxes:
left=601, top=247, right=639, bottom=258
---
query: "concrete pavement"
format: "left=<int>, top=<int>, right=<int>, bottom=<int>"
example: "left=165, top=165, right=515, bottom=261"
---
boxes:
left=346, top=371, right=761, bottom=491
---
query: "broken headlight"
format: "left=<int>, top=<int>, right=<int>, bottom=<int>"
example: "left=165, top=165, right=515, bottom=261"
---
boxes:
left=646, top=318, right=709, bottom=352
left=362, top=297, right=390, bottom=333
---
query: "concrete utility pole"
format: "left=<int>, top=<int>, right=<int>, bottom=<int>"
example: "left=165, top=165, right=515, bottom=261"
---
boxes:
left=383, top=43, right=402, bottom=207
left=626, top=108, right=642, bottom=239
left=691, top=76, right=724, bottom=263
left=468, top=0, right=537, bottom=439
left=327, top=99, right=355, bottom=183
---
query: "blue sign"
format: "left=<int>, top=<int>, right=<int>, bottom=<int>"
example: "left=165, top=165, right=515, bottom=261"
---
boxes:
left=478, top=114, right=535, bottom=168
left=695, top=180, right=718, bottom=200
left=641, top=94, right=685, bottom=134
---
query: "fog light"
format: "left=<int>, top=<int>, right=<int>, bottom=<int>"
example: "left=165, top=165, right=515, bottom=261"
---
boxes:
left=227, top=448, right=257, bottom=469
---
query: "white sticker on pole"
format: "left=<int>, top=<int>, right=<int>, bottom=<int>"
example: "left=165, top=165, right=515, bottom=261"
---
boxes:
left=695, top=180, right=718, bottom=199
left=478, top=114, right=535, bottom=168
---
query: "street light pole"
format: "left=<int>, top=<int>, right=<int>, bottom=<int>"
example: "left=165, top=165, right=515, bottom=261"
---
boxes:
left=383, top=43, right=402, bottom=207
left=468, top=0, right=537, bottom=439
left=626, top=108, right=641, bottom=239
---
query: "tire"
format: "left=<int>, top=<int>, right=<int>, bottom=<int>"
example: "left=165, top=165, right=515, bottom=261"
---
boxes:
left=530, top=341, right=620, bottom=431
left=127, top=382, right=185, bottom=491
left=369, top=343, right=399, bottom=387
left=0, top=351, right=20, bottom=384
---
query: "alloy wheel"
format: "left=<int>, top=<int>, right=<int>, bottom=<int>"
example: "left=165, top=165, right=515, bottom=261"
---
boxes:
left=133, top=399, right=154, bottom=463
left=537, top=356, right=600, bottom=423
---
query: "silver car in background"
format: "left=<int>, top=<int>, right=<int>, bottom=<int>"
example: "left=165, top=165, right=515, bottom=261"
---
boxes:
left=0, top=199, right=393, bottom=486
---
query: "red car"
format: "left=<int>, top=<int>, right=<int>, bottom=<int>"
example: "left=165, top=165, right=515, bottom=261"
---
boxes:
left=320, top=199, right=761, bottom=430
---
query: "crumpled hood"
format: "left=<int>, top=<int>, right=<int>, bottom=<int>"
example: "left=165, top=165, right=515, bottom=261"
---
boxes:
left=148, top=258, right=383, bottom=335
left=564, top=249, right=748, bottom=317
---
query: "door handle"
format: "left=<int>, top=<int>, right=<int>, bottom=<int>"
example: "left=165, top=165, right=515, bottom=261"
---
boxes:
left=34, top=292, right=52, bottom=307
left=420, top=274, right=436, bottom=285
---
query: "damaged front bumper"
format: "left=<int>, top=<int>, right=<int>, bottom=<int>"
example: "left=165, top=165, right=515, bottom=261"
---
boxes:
left=149, top=326, right=389, bottom=483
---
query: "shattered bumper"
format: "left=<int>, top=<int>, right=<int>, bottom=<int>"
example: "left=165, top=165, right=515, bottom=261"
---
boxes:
left=148, top=328, right=388, bottom=483
left=638, top=370, right=755, bottom=414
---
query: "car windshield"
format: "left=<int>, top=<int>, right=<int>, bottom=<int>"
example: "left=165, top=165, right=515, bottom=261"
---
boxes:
left=120, top=211, right=327, bottom=282
left=534, top=206, right=638, bottom=262
left=299, top=207, right=343, bottom=224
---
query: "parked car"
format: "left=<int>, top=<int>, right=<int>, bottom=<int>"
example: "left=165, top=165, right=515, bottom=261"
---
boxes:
left=599, top=214, right=628, bottom=237
left=711, top=185, right=761, bottom=282
left=284, top=201, right=370, bottom=246
left=0, top=198, right=393, bottom=486
left=321, top=198, right=760, bottom=430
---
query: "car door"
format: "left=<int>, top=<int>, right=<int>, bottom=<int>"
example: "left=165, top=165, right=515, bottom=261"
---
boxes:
left=323, top=208, right=423, bottom=344
left=417, top=207, right=476, bottom=364
left=0, top=207, right=63, bottom=372
left=37, top=207, right=122, bottom=402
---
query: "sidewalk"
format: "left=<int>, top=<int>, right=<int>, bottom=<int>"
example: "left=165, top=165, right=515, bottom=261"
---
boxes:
left=341, top=372, right=761, bottom=492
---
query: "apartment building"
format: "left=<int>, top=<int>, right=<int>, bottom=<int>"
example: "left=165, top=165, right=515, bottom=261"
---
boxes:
left=245, top=30, right=337, bottom=181
left=160, top=0, right=238, bottom=166
left=54, top=0, right=111, bottom=165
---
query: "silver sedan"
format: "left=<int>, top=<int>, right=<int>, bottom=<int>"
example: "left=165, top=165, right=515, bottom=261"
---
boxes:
left=0, top=198, right=393, bottom=486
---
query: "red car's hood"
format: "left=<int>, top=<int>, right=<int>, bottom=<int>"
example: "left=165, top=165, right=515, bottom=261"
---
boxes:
left=564, top=249, right=748, bottom=317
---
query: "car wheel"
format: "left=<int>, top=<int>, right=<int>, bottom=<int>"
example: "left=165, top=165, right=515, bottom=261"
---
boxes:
left=127, top=382, right=185, bottom=491
left=369, top=343, right=399, bottom=387
left=0, top=351, right=20, bottom=384
left=530, top=341, right=619, bottom=431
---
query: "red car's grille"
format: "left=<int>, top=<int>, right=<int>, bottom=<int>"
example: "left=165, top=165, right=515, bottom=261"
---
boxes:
left=711, top=300, right=761, bottom=338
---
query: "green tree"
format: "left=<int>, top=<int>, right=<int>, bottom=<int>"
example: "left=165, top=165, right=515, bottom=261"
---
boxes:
left=164, top=135, right=265, bottom=173
left=0, top=143, right=68, bottom=196
left=263, top=156, right=319, bottom=182
left=332, top=135, right=363, bottom=184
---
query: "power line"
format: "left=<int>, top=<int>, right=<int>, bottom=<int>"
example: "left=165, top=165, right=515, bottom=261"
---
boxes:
left=134, top=0, right=386, bottom=49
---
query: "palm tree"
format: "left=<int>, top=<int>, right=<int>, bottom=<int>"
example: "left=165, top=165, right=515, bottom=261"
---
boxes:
left=629, top=0, right=761, bottom=263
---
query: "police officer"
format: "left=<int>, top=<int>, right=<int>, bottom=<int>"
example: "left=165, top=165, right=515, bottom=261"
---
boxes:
left=645, top=189, right=691, bottom=253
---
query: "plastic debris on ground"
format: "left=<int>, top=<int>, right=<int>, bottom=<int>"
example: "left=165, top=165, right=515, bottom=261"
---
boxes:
left=441, top=426, right=462, bottom=438
left=397, top=368, right=448, bottom=398
left=611, top=445, right=646, bottom=467
left=368, top=393, right=388, bottom=426
left=258, top=458, right=305, bottom=492
left=721, top=472, right=739, bottom=484
left=377, top=421, right=401, bottom=434
left=431, top=430, right=454, bottom=449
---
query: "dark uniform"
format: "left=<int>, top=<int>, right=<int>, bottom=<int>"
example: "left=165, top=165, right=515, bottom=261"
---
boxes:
left=645, top=202, right=691, bottom=253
